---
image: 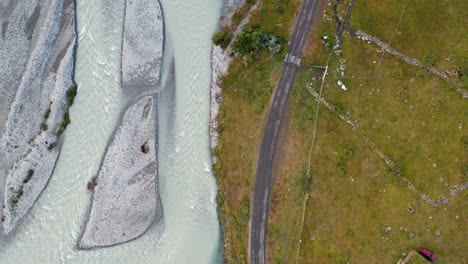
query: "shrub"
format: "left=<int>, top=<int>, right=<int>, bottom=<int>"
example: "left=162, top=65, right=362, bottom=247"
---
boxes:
left=243, top=54, right=254, bottom=66
left=246, top=0, right=256, bottom=6
left=58, top=111, right=71, bottom=135
left=212, top=30, right=233, bottom=49
left=44, top=104, right=51, bottom=119
left=232, top=25, right=284, bottom=57
left=416, top=69, right=431, bottom=81
left=461, top=74, right=468, bottom=88
left=48, top=143, right=56, bottom=150
left=17, top=187, right=23, bottom=199
left=391, top=67, right=404, bottom=79
left=11, top=197, right=19, bottom=205
left=460, top=164, right=468, bottom=179
left=231, top=9, right=244, bottom=26
left=40, top=121, right=48, bottom=131
left=251, top=101, right=263, bottom=114
left=262, top=33, right=284, bottom=53
left=422, top=53, right=438, bottom=67
left=457, top=58, right=468, bottom=76
left=276, top=4, right=286, bottom=14
left=66, top=85, right=78, bottom=106
left=23, top=169, right=34, bottom=184
left=336, top=252, right=350, bottom=264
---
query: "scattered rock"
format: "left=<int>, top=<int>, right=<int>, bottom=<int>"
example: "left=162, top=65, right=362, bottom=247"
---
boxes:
left=385, top=226, right=392, bottom=233
left=337, top=80, right=347, bottom=91
left=87, top=177, right=97, bottom=191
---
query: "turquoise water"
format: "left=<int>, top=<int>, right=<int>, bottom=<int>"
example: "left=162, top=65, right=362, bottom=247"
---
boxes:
left=0, top=0, right=221, bottom=263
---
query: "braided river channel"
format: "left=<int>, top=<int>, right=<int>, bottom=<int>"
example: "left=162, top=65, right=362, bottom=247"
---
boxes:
left=0, top=0, right=222, bottom=263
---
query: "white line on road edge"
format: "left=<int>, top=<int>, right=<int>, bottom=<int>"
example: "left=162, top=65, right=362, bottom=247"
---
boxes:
left=294, top=54, right=331, bottom=264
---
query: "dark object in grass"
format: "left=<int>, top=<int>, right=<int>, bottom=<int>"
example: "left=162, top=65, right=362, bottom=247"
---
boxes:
left=23, top=169, right=34, bottom=184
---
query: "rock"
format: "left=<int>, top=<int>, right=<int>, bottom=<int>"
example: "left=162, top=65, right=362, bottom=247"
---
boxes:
left=409, top=233, right=415, bottom=239
left=386, top=226, right=392, bottom=233
left=337, top=80, right=347, bottom=91
left=87, top=177, right=97, bottom=191
left=435, top=230, right=441, bottom=237
left=408, top=206, right=415, bottom=214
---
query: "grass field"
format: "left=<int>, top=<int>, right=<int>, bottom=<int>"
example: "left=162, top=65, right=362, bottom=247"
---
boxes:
left=267, top=0, right=467, bottom=263
left=214, top=0, right=467, bottom=263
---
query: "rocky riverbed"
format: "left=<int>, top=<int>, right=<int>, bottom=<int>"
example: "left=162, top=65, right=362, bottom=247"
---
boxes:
left=0, top=0, right=77, bottom=234
left=80, top=96, right=160, bottom=248
left=79, top=0, right=164, bottom=248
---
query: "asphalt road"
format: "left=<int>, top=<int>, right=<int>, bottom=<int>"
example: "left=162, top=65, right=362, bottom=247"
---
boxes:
left=249, top=0, right=322, bottom=263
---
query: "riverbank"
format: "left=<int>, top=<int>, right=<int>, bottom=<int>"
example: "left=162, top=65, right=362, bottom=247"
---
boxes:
left=211, top=0, right=304, bottom=262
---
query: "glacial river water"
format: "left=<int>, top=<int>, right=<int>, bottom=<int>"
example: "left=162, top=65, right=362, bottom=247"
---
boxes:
left=0, top=0, right=221, bottom=263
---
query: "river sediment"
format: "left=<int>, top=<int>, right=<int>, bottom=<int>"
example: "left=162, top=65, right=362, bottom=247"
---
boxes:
left=0, top=0, right=77, bottom=234
left=80, top=0, right=164, bottom=248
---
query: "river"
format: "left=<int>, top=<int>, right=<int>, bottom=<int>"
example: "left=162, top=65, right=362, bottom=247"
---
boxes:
left=0, top=0, right=222, bottom=263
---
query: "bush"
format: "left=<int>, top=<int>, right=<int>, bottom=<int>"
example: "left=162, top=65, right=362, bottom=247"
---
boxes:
left=416, top=69, right=431, bottom=81
left=48, top=143, right=56, bottom=150
left=461, top=74, right=468, bottom=88
left=262, top=33, right=284, bottom=53
left=391, top=67, right=404, bottom=79
left=11, top=197, right=19, bottom=205
left=246, top=0, right=256, bottom=6
left=336, top=253, right=350, bottom=264
left=40, top=121, right=48, bottom=131
left=212, top=30, right=233, bottom=49
left=461, top=164, right=468, bottom=179
left=232, top=25, right=284, bottom=57
left=66, top=85, right=78, bottom=106
left=422, top=53, right=438, bottom=67
left=231, top=8, right=244, bottom=26
left=243, top=54, right=255, bottom=66
left=251, top=101, right=263, bottom=114
left=23, top=169, right=34, bottom=183
left=44, top=104, right=51, bottom=119
left=457, top=58, right=468, bottom=75
left=58, top=111, right=70, bottom=135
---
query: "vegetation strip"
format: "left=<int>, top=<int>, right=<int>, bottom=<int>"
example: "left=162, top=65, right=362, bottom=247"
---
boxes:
left=355, top=30, right=468, bottom=99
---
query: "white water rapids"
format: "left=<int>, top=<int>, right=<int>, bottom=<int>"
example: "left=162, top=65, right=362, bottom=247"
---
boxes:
left=0, top=0, right=222, bottom=263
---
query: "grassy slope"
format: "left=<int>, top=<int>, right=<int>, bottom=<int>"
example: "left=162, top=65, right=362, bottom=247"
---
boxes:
left=214, top=1, right=302, bottom=263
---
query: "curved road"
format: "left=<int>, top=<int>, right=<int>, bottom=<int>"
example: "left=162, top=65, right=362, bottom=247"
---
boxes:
left=249, top=0, right=322, bottom=263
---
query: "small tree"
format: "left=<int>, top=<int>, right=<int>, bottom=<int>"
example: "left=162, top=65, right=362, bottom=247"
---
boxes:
left=212, top=30, right=233, bottom=49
